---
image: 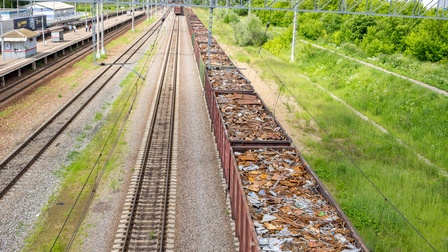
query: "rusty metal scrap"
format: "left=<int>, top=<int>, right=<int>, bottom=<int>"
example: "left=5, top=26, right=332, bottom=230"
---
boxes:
left=217, top=94, right=288, bottom=141
left=192, top=26, right=208, bottom=35
left=198, top=42, right=222, bottom=52
left=235, top=148, right=360, bottom=251
left=195, top=35, right=217, bottom=44
left=201, top=52, right=233, bottom=67
left=208, top=69, right=253, bottom=91
left=189, top=20, right=202, bottom=25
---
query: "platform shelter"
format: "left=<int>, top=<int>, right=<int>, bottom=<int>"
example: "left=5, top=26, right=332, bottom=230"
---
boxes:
left=1, top=28, right=39, bottom=59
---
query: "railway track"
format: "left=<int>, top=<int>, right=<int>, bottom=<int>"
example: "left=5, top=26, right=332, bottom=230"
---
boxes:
left=0, top=11, right=171, bottom=200
left=112, top=14, right=179, bottom=252
left=0, top=13, right=149, bottom=104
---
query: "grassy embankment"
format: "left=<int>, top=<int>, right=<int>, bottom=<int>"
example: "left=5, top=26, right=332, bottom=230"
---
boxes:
left=320, top=41, right=448, bottom=92
left=194, top=8, right=448, bottom=251
left=23, top=19, right=155, bottom=251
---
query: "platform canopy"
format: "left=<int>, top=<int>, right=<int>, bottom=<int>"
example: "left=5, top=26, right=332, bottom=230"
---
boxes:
left=1, top=28, right=39, bottom=42
left=31, top=1, right=74, bottom=11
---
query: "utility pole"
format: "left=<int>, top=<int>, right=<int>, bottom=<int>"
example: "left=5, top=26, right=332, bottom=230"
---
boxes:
left=1, top=15, right=5, bottom=61
left=96, top=1, right=100, bottom=59
left=207, top=0, right=215, bottom=69
left=92, top=1, right=97, bottom=65
left=146, top=0, right=149, bottom=21
left=42, top=14, right=45, bottom=46
left=291, top=4, right=297, bottom=62
left=101, top=0, right=105, bottom=54
left=132, top=3, right=134, bottom=31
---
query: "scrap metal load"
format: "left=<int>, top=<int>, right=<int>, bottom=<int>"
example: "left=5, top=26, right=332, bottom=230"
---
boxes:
left=217, top=93, right=288, bottom=141
left=233, top=148, right=361, bottom=251
left=208, top=69, right=252, bottom=91
left=185, top=8, right=368, bottom=252
left=198, top=42, right=221, bottom=52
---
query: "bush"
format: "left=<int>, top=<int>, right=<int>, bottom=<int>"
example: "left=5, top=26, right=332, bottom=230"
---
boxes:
left=404, top=20, right=448, bottom=62
left=232, top=14, right=267, bottom=46
left=263, top=26, right=293, bottom=55
left=223, top=10, right=239, bottom=24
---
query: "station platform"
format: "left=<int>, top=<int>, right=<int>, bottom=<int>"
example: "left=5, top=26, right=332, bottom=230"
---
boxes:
left=0, top=10, right=148, bottom=86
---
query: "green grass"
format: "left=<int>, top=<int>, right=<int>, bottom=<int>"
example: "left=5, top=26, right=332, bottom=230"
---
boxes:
left=289, top=42, right=448, bottom=169
left=328, top=41, right=448, bottom=92
left=193, top=8, right=448, bottom=251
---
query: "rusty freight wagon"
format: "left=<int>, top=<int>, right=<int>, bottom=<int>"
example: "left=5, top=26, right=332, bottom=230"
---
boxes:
left=204, top=67, right=254, bottom=123
left=212, top=92, right=292, bottom=183
left=229, top=147, right=369, bottom=252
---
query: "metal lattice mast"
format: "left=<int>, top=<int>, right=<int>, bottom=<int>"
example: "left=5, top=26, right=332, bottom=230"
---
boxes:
left=207, top=0, right=215, bottom=70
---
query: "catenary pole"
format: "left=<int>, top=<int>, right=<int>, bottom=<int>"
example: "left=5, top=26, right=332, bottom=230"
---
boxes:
left=101, top=0, right=105, bottom=54
left=291, top=4, right=297, bottom=62
left=96, top=1, right=100, bottom=58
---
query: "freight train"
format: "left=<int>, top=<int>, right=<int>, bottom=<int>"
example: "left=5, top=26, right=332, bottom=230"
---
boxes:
left=174, top=0, right=184, bottom=15
left=185, top=9, right=369, bottom=252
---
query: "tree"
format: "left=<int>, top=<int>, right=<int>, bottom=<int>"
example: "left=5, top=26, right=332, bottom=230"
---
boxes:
left=405, top=20, right=448, bottom=62
left=298, top=13, right=324, bottom=40
left=340, top=15, right=376, bottom=44
left=360, top=17, right=414, bottom=55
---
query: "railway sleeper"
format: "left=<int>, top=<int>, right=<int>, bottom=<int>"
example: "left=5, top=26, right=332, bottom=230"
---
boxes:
left=128, top=238, right=159, bottom=244
left=127, top=244, right=158, bottom=251
left=133, top=214, right=163, bottom=220
left=129, top=229, right=161, bottom=235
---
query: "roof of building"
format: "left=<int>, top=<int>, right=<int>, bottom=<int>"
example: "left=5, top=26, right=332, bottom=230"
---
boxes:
left=1, top=28, right=39, bottom=41
left=32, top=2, right=74, bottom=11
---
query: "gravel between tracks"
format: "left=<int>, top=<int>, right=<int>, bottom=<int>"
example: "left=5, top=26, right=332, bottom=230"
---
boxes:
left=173, top=17, right=237, bottom=251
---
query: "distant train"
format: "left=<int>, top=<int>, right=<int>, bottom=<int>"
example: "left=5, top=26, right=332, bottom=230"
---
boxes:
left=174, top=6, right=183, bottom=15
left=174, top=0, right=184, bottom=15
left=0, top=15, right=47, bottom=34
left=0, top=6, right=146, bottom=35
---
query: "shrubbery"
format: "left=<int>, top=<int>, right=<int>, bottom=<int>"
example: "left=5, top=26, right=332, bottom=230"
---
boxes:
left=223, top=11, right=239, bottom=24
left=263, top=26, right=293, bottom=55
left=231, top=14, right=267, bottom=46
left=248, top=1, right=448, bottom=62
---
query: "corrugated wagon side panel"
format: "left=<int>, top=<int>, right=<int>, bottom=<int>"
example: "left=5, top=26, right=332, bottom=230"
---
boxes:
left=204, top=70, right=214, bottom=120
left=229, top=151, right=261, bottom=252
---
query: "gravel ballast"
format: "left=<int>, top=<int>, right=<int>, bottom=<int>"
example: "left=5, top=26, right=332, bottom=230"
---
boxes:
left=173, top=16, right=237, bottom=251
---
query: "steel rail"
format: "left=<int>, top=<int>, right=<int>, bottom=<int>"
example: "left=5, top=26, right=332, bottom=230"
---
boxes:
left=159, top=14, right=179, bottom=252
left=0, top=11, right=170, bottom=200
left=0, top=14, right=147, bottom=103
left=119, top=11, right=178, bottom=252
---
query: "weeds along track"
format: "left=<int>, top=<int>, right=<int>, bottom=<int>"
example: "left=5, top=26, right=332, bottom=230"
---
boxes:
left=0, top=12, right=149, bottom=104
left=112, top=14, right=179, bottom=252
left=0, top=11, right=171, bottom=200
